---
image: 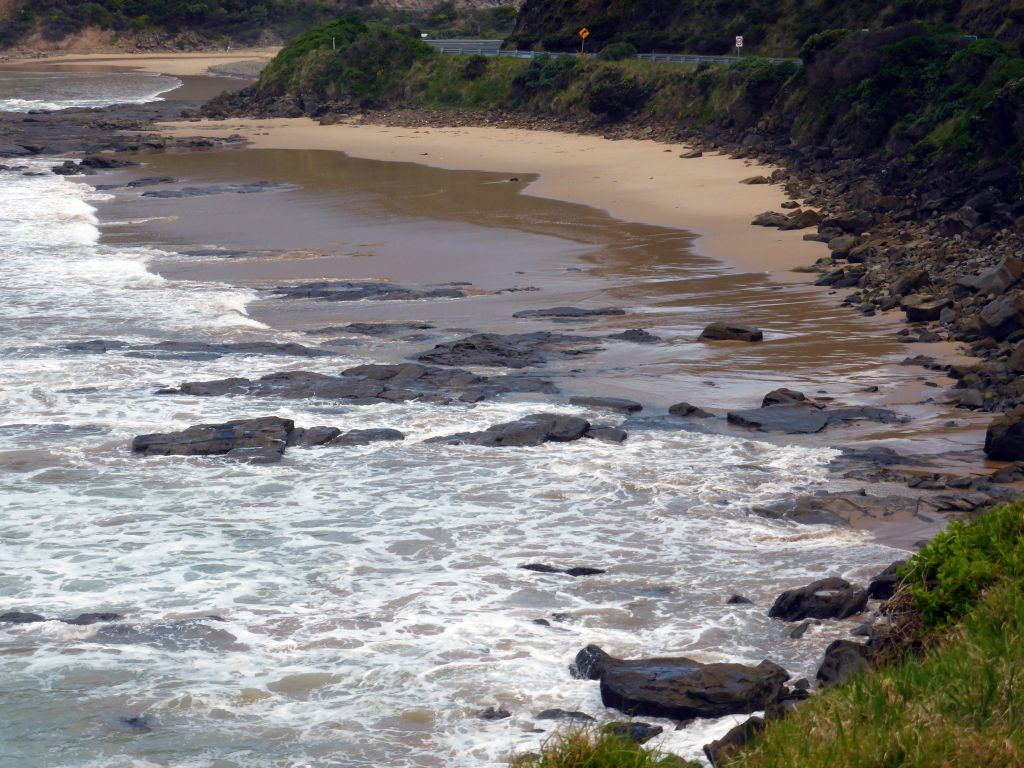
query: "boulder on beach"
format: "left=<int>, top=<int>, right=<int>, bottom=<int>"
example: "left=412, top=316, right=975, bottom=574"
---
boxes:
left=816, top=639, right=871, bottom=688
left=572, top=644, right=790, bottom=721
left=699, top=322, right=764, bottom=342
left=868, top=560, right=907, bottom=600
left=768, top=577, right=869, bottom=621
left=761, top=388, right=808, bottom=407
left=900, top=294, right=952, bottom=323
left=984, top=406, right=1024, bottom=460
left=728, top=406, right=828, bottom=434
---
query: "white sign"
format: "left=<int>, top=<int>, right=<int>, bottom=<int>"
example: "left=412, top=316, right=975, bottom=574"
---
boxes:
left=735, top=35, right=744, bottom=48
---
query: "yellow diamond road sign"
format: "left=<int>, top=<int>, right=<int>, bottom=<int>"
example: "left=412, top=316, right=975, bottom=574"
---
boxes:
left=579, top=27, right=590, bottom=39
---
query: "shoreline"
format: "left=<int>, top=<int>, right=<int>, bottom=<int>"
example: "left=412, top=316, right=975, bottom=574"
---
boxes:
left=160, top=115, right=826, bottom=278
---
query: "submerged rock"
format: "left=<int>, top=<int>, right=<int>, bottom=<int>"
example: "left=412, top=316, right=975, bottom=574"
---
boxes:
left=0, top=611, right=46, bottom=623
left=512, top=306, right=625, bottom=319
left=572, top=644, right=789, bottom=720
left=768, top=577, right=868, bottom=621
left=569, top=396, right=642, bottom=413
left=427, top=413, right=611, bottom=447
left=669, top=402, right=714, bottom=418
left=91, top=617, right=246, bottom=652
left=608, top=722, right=663, bottom=744
left=535, top=708, right=594, bottom=722
left=159, top=363, right=558, bottom=404
left=270, top=281, right=465, bottom=303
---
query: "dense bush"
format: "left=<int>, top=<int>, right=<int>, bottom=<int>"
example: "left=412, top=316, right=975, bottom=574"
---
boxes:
left=587, top=69, right=648, bottom=120
left=598, top=41, right=637, bottom=61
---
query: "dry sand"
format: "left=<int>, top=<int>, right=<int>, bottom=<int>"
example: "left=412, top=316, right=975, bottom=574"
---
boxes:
left=23, top=49, right=279, bottom=77
left=160, top=116, right=826, bottom=275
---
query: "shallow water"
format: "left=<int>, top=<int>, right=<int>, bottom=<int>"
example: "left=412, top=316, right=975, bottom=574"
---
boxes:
left=0, top=68, right=179, bottom=112
left=0, top=74, right=917, bottom=767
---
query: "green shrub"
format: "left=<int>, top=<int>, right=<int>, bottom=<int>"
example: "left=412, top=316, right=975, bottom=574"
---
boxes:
left=587, top=69, right=648, bottom=121
left=598, top=41, right=638, bottom=61
left=903, top=500, right=1024, bottom=626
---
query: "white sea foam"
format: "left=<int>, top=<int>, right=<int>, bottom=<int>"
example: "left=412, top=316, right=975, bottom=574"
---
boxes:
left=0, top=71, right=180, bottom=112
left=0, top=153, right=907, bottom=768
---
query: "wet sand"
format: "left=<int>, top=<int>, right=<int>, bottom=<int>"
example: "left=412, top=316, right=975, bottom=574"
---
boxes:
left=160, top=117, right=827, bottom=277
left=17, top=48, right=279, bottom=78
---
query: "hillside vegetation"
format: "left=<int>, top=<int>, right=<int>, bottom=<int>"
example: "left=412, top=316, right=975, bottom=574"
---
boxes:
left=0, top=0, right=518, bottom=49
left=232, top=18, right=1023, bottom=197
left=508, top=0, right=1024, bottom=57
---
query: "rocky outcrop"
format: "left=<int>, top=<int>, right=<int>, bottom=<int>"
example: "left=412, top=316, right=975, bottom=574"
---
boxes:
left=270, top=281, right=467, bottom=303
left=416, top=331, right=599, bottom=369
left=158, top=363, right=558, bottom=404
left=868, top=561, right=907, bottom=600
left=132, top=416, right=296, bottom=463
left=572, top=644, right=790, bottom=721
left=768, top=578, right=869, bottom=621
left=699, top=322, right=764, bottom=342
left=426, top=413, right=619, bottom=447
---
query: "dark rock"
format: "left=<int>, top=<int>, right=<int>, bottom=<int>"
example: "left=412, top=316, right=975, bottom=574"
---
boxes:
left=980, top=294, right=1024, bottom=338
left=569, top=396, right=642, bottom=413
left=768, top=578, right=869, bottom=621
left=321, top=322, right=434, bottom=336
left=740, top=175, right=770, bottom=185
left=752, top=211, right=789, bottom=227
left=535, top=708, right=594, bottom=722
left=828, top=234, right=860, bottom=257
left=960, top=257, right=1023, bottom=296
left=130, top=341, right=337, bottom=360
left=779, top=209, right=822, bottom=230
left=427, top=413, right=591, bottom=447
left=700, top=322, right=763, bottom=342
left=727, top=595, right=753, bottom=605
left=565, top=567, right=606, bottom=577
left=329, top=428, right=405, bottom=446
left=984, top=406, right=1024, bottom=460
left=512, top=306, right=625, bottom=319
left=132, top=416, right=293, bottom=463
left=867, top=561, right=907, bottom=600
left=727, top=406, right=828, bottom=434
left=607, top=328, right=661, bottom=343
left=0, top=611, right=46, bottom=623
left=120, top=715, right=153, bottom=733
left=127, top=176, right=176, bottom=188
left=162, top=363, right=558, bottom=404
left=761, top=388, right=807, bottom=407
left=901, top=294, right=952, bottom=323
left=51, top=160, right=86, bottom=175
left=64, top=339, right=130, bottom=354
left=669, top=402, right=714, bottom=418
left=890, top=269, right=931, bottom=298
left=816, top=640, right=870, bottom=688
left=573, top=645, right=789, bottom=721
left=477, top=706, right=511, bottom=721
left=286, top=426, right=341, bottom=448
left=608, top=722, right=663, bottom=744
left=586, top=426, right=628, bottom=443
left=63, top=612, right=123, bottom=626
left=142, top=181, right=288, bottom=198
left=703, top=716, right=765, bottom=767
left=679, top=149, right=703, bottom=159
left=789, top=621, right=812, bottom=639
left=80, top=155, right=136, bottom=169
left=417, top=331, right=596, bottom=369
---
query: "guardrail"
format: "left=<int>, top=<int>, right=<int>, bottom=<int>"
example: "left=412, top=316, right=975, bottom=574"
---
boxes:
left=422, top=39, right=802, bottom=66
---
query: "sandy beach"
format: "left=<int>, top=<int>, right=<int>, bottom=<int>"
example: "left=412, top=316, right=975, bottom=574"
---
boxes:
left=163, top=116, right=826, bottom=276
left=12, top=48, right=279, bottom=77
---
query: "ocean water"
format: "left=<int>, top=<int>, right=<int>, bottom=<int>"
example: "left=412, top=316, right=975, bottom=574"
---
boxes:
left=0, top=78, right=906, bottom=768
left=0, top=68, right=180, bottom=112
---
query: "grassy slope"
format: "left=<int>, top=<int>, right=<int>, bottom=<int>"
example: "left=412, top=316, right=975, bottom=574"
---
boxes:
left=726, top=500, right=1024, bottom=768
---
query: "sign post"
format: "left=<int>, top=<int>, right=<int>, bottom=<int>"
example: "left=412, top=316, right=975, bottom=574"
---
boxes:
left=735, top=35, right=743, bottom=57
left=579, top=27, right=590, bottom=57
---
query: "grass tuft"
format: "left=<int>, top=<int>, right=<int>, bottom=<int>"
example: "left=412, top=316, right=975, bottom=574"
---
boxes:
left=511, top=726, right=700, bottom=768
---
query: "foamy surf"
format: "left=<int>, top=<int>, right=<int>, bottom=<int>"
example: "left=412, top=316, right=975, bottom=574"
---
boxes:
left=0, top=86, right=908, bottom=768
left=0, top=70, right=180, bottom=112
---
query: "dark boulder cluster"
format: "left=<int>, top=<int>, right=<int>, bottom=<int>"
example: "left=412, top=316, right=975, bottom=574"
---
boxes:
left=425, top=413, right=626, bottom=447
left=132, top=416, right=404, bottom=464
left=157, top=363, right=558, bottom=404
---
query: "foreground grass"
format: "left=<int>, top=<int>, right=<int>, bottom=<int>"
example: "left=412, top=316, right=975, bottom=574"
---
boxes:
left=728, top=500, right=1024, bottom=768
left=511, top=727, right=699, bottom=768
